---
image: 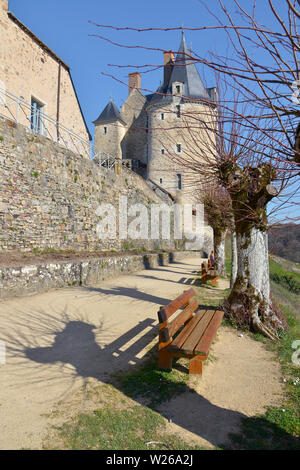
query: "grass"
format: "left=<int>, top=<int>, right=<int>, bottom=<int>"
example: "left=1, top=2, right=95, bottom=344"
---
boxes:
left=52, top=403, right=202, bottom=451
left=269, top=258, right=300, bottom=294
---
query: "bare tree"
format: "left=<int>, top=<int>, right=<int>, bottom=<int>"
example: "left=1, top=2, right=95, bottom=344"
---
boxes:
left=90, top=0, right=299, bottom=339
left=200, top=185, right=232, bottom=278
left=168, top=94, right=290, bottom=339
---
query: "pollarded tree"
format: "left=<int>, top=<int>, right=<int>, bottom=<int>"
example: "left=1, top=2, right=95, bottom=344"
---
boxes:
left=200, top=185, right=232, bottom=278
left=169, top=96, right=289, bottom=339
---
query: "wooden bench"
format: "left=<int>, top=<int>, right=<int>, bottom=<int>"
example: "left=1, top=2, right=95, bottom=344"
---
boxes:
left=157, top=288, right=224, bottom=375
left=201, top=262, right=218, bottom=286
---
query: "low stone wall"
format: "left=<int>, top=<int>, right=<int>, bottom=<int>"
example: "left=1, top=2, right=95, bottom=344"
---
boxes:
left=0, top=250, right=200, bottom=299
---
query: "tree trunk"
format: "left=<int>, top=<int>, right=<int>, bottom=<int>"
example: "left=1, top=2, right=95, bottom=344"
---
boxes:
left=225, top=225, right=283, bottom=339
left=214, top=228, right=227, bottom=277
left=218, top=162, right=287, bottom=339
left=230, top=230, right=237, bottom=288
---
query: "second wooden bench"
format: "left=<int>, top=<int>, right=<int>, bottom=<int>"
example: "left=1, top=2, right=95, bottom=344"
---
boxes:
left=201, top=261, right=218, bottom=286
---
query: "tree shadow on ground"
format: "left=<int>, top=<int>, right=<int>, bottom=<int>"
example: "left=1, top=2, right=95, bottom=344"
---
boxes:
left=21, top=315, right=298, bottom=449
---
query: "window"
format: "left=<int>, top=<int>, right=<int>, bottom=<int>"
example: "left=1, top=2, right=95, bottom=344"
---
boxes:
left=176, top=143, right=182, bottom=153
left=103, top=126, right=107, bottom=134
left=177, top=173, right=182, bottom=190
left=30, top=98, right=44, bottom=134
left=161, top=113, right=165, bottom=120
left=161, top=149, right=165, bottom=154
left=176, top=105, right=181, bottom=118
left=176, top=85, right=181, bottom=94
left=159, top=178, right=163, bottom=184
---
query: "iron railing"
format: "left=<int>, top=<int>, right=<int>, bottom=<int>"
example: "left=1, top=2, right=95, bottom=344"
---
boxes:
left=0, top=87, right=90, bottom=158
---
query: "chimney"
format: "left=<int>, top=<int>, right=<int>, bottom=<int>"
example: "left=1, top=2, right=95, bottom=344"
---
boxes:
left=163, top=51, right=174, bottom=89
left=128, top=72, right=141, bottom=95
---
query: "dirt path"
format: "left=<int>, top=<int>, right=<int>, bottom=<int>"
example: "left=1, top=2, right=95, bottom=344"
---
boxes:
left=0, top=256, right=284, bottom=449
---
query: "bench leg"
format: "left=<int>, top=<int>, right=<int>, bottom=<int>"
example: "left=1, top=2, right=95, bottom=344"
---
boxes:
left=189, top=356, right=203, bottom=375
left=158, top=349, right=172, bottom=370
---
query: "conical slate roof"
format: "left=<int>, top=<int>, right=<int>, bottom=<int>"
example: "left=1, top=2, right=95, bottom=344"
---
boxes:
left=93, top=99, right=126, bottom=125
left=147, top=32, right=212, bottom=105
left=170, top=32, right=210, bottom=100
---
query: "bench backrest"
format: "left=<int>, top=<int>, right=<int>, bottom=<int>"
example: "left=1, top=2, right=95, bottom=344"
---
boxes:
left=157, top=288, right=198, bottom=347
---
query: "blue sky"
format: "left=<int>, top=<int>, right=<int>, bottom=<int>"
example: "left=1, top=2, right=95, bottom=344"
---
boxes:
left=8, top=0, right=226, bottom=136
left=8, top=0, right=286, bottom=138
left=8, top=0, right=299, bottom=222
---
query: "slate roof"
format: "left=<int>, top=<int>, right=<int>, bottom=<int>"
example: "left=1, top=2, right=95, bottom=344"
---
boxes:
left=147, top=32, right=213, bottom=106
left=93, top=100, right=126, bottom=125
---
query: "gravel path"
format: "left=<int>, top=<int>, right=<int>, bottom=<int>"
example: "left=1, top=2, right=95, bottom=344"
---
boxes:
left=0, top=256, right=283, bottom=449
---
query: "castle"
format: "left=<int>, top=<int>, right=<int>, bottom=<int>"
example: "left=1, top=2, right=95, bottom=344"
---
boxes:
left=0, top=2, right=214, bottom=256
left=93, top=32, right=217, bottom=203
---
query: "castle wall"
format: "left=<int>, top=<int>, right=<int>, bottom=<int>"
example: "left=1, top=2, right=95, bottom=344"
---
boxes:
left=0, top=2, right=90, bottom=154
left=147, top=100, right=216, bottom=203
left=0, top=116, right=182, bottom=253
left=120, top=89, right=148, bottom=164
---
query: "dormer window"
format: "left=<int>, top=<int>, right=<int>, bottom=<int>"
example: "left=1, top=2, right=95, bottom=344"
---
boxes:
left=172, top=82, right=183, bottom=97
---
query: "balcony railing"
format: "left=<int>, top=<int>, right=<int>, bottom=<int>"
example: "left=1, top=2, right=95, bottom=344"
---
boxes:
left=0, top=87, right=90, bottom=158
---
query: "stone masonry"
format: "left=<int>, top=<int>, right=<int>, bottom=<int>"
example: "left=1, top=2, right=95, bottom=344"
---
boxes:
left=0, top=115, right=199, bottom=253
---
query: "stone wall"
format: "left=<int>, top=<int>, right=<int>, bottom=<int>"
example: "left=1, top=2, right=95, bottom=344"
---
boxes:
left=0, top=250, right=198, bottom=299
left=0, top=116, right=183, bottom=253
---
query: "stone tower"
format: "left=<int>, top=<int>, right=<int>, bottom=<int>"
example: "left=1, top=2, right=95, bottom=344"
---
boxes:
left=146, top=32, right=217, bottom=203
left=93, top=32, right=217, bottom=200
left=93, top=99, right=126, bottom=160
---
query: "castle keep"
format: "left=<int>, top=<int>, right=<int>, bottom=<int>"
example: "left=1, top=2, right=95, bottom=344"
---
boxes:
left=94, top=33, right=217, bottom=203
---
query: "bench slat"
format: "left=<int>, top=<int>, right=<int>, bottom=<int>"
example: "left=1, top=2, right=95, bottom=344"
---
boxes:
left=194, top=310, right=224, bottom=356
left=179, top=309, right=216, bottom=355
left=160, top=299, right=198, bottom=343
left=158, top=288, right=195, bottom=323
left=168, top=309, right=207, bottom=352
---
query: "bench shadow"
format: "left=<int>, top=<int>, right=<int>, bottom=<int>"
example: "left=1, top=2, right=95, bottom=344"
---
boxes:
left=132, top=273, right=201, bottom=286
left=20, top=314, right=297, bottom=449
left=82, top=285, right=170, bottom=306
